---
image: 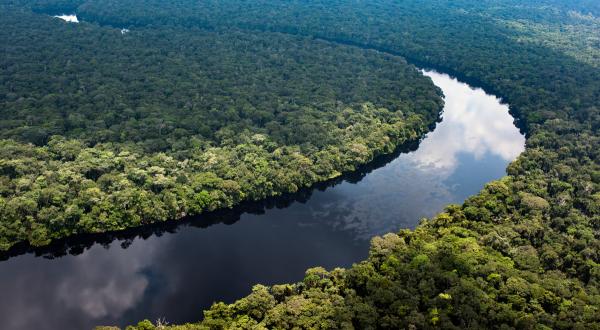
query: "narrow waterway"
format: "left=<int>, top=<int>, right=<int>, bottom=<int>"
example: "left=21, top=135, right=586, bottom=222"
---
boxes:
left=0, top=70, right=524, bottom=330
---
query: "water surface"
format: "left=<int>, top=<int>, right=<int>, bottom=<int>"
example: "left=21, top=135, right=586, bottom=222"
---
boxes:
left=53, top=14, right=79, bottom=23
left=0, top=71, right=524, bottom=330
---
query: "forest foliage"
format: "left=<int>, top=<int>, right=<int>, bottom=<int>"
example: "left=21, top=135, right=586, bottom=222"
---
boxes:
left=71, top=0, right=600, bottom=329
left=0, top=6, right=442, bottom=250
left=2, top=0, right=600, bottom=328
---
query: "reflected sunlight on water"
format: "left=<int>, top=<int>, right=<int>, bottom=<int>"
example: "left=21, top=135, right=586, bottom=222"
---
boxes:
left=0, top=70, right=524, bottom=330
left=310, top=70, right=525, bottom=239
left=54, top=14, right=79, bottom=23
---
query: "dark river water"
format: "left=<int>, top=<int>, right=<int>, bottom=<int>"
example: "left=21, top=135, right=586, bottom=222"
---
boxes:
left=0, top=71, right=525, bottom=330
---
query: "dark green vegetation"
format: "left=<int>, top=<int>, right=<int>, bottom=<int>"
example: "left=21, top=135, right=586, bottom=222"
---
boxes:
left=3, top=0, right=600, bottom=328
left=70, top=0, right=600, bottom=329
left=2, top=13, right=440, bottom=149
left=0, top=6, right=442, bottom=250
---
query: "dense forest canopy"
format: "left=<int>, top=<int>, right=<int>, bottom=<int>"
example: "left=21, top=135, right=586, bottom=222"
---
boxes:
left=1, top=0, right=599, bottom=328
left=0, top=5, right=443, bottom=250
left=58, top=0, right=597, bottom=329
left=2, top=13, right=439, bottom=150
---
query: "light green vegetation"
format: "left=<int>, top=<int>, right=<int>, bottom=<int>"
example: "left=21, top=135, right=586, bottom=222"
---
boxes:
left=2, top=0, right=600, bottom=328
left=92, top=0, right=600, bottom=328
left=0, top=7, right=442, bottom=249
left=495, top=8, right=600, bottom=67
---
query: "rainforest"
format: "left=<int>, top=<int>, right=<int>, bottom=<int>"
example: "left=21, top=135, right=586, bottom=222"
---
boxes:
left=0, top=0, right=599, bottom=329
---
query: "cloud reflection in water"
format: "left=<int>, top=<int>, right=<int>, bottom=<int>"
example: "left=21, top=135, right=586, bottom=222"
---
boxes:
left=0, top=70, right=524, bottom=330
left=310, top=70, right=525, bottom=239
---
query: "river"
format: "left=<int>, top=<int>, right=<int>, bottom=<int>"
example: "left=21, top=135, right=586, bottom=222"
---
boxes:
left=0, top=70, right=524, bottom=330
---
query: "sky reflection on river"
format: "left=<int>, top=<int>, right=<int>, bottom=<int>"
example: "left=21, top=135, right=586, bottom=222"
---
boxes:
left=0, top=71, right=524, bottom=330
left=53, top=14, right=79, bottom=23
left=309, top=70, right=525, bottom=239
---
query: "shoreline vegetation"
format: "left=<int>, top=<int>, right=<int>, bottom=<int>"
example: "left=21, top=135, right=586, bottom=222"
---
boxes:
left=2, top=0, right=599, bottom=328
left=0, top=7, right=443, bottom=251
left=0, top=137, right=424, bottom=261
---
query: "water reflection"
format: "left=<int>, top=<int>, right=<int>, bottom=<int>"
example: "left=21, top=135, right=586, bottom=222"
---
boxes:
left=309, top=70, right=525, bottom=238
left=0, top=71, right=524, bottom=330
left=54, top=14, right=79, bottom=23
left=415, top=71, right=523, bottom=172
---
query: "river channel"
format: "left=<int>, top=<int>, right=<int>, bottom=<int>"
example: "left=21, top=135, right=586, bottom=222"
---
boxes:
left=0, top=70, right=525, bottom=330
